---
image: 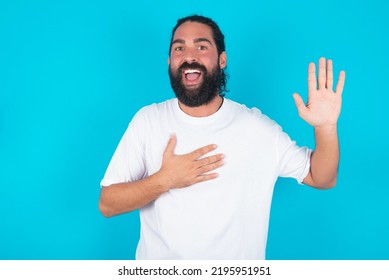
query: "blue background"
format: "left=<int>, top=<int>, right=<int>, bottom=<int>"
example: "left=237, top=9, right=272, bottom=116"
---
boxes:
left=1, top=0, right=388, bottom=259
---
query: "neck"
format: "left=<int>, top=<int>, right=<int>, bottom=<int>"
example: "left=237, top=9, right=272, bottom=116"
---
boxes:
left=178, top=95, right=224, bottom=117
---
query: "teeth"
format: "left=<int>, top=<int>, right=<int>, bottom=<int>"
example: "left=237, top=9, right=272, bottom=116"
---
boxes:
left=184, top=69, right=201, bottom=74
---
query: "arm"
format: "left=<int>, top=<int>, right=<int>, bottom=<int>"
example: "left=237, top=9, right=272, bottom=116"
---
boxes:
left=293, top=58, right=345, bottom=189
left=99, top=134, right=224, bottom=217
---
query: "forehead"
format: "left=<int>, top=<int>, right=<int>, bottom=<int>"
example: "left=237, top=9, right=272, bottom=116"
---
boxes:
left=172, top=21, right=214, bottom=43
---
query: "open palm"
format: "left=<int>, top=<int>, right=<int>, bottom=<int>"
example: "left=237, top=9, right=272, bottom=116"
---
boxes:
left=293, top=58, right=346, bottom=128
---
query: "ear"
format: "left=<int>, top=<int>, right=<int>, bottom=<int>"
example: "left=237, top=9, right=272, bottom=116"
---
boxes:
left=219, top=52, right=227, bottom=69
left=168, top=57, right=171, bottom=65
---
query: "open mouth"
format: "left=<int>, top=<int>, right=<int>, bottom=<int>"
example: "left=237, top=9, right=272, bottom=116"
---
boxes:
left=183, top=69, right=202, bottom=84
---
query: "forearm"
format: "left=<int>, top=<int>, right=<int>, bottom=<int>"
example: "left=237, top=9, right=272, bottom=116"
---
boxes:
left=98, top=172, right=168, bottom=217
left=304, top=125, right=339, bottom=189
left=99, top=136, right=224, bottom=217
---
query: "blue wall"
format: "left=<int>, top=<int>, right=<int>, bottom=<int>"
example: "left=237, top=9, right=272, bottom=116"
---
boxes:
left=1, top=0, right=388, bottom=259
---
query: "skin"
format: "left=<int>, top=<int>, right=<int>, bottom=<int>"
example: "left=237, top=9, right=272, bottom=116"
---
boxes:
left=99, top=21, right=345, bottom=218
left=293, top=58, right=345, bottom=188
left=99, top=22, right=225, bottom=217
left=169, top=21, right=227, bottom=117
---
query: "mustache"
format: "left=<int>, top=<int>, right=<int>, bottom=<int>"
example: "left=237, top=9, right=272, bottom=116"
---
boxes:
left=178, top=62, right=207, bottom=73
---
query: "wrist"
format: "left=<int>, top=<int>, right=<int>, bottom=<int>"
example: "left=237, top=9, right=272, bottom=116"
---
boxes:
left=314, top=124, right=338, bottom=134
left=313, top=124, right=339, bottom=147
left=151, top=170, right=171, bottom=193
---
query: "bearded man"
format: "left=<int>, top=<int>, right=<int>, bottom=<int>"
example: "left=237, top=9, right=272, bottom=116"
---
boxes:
left=99, top=15, right=345, bottom=259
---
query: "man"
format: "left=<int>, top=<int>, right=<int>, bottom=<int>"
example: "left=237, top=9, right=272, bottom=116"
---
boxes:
left=99, top=15, right=345, bottom=259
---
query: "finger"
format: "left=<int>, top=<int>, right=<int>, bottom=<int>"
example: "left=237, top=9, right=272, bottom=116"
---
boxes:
left=318, top=57, right=326, bottom=89
left=190, top=144, right=217, bottom=159
left=308, top=62, right=317, bottom=93
left=163, top=134, right=177, bottom=156
left=194, top=173, right=219, bottom=184
left=195, top=153, right=224, bottom=168
left=335, top=70, right=346, bottom=95
left=292, top=93, right=308, bottom=116
left=196, top=159, right=224, bottom=174
left=326, top=59, right=333, bottom=90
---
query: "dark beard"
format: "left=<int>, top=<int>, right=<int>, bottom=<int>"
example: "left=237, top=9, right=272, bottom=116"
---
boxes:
left=168, top=62, right=222, bottom=107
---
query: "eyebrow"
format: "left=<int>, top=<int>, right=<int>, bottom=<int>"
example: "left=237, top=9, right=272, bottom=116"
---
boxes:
left=194, top=38, right=213, bottom=45
left=171, top=39, right=185, bottom=45
left=171, top=37, right=213, bottom=45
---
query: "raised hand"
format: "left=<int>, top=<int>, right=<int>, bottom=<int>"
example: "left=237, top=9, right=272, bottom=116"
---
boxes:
left=157, top=134, right=224, bottom=190
left=293, top=57, right=346, bottom=128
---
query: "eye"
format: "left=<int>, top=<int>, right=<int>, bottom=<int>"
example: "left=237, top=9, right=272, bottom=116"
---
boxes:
left=174, top=46, right=184, bottom=51
left=198, top=45, right=208, bottom=50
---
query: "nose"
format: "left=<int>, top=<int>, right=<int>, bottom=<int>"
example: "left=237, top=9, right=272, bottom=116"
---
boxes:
left=183, top=49, right=198, bottom=63
left=184, top=57, right=197, bottom=63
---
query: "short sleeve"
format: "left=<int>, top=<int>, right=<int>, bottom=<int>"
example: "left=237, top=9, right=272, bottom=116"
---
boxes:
left=276, top=127, right=312, bottom=184
left=100, top=113, right=147, bottom=187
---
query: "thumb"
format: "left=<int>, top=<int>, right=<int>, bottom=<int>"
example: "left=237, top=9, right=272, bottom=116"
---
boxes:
left=292, top=93, right=308, bottom=116
left=163, top=133, right=177, bottom=156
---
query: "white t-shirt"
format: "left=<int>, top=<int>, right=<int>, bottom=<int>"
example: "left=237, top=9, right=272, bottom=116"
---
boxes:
left=101, top=98, right=311, bottom=259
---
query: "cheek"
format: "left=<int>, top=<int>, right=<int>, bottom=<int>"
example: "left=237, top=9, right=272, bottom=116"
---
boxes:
left=168, top=64, right=181, bottom=78
left=169, top=64, right=180, bottom=75
left=205, top=56, right=220, bottom=71
left=207, top=53, right=221, bottom=65
left=169, top=56, right=182, bottom=69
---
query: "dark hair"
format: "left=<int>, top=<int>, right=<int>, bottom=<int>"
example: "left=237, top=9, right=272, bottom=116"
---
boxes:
left=169, top=15, right=229, bottom=95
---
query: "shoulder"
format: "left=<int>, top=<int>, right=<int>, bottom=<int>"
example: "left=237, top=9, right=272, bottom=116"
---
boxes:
left=226, top=99, right=280, bottom=131
left=131, top=98, right=176, bottom=123
left=123, top=99, right=176, bottom=141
